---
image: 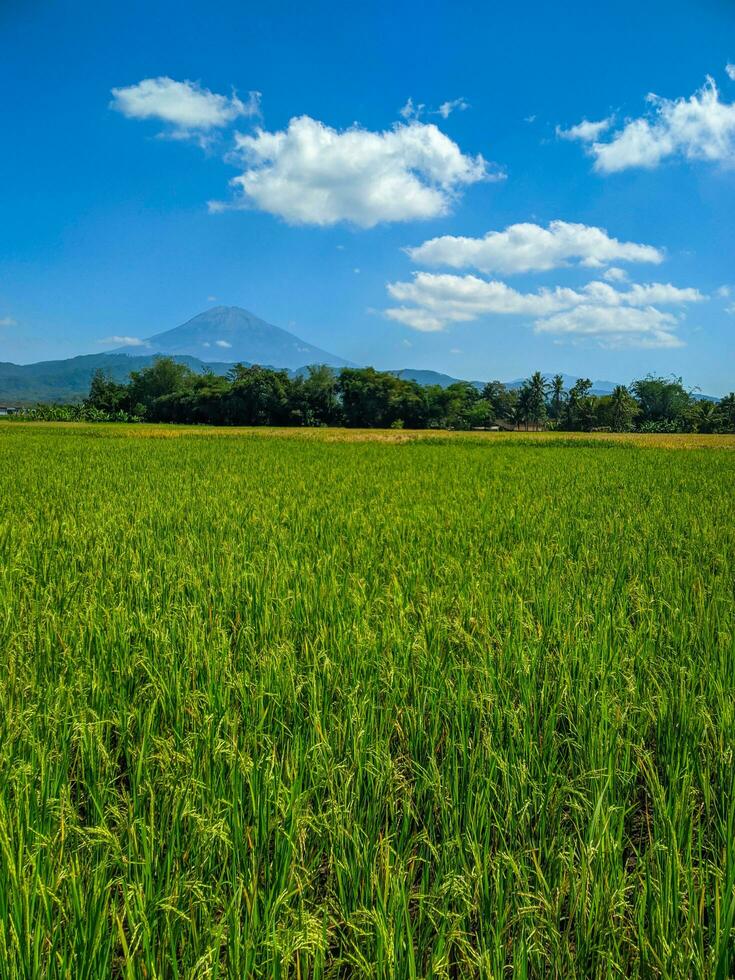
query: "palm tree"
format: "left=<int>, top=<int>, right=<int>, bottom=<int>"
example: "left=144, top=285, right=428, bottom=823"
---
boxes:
left=610, top=384, right=636, bottom=432
left=692, top=399, right=717, bottom=433
left=513, top=385, right=531, bottom=430
left=514, top=373, right=548, bottom=430
left=550, top=374, right=565, bottom=419
left=715, top=392, right=735, bottom=433
left=527, top=372, right=549, bottom=428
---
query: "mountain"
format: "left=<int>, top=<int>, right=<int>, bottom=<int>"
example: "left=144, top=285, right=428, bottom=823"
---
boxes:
left=394, top=370, right=620, bottom=395
left=0, top=353, right=237, bottom=405
left=392, top=368, right=483, bottom=388
left=394, top=370, right=622, bottom=395
left=505, top=373, right=619, bottom=396
left=0, top=313, right=721, bottom=405
left=116, top=306, right=353, bottom=370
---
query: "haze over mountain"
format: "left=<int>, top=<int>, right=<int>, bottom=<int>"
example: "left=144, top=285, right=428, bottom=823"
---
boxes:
left=115, top=307, right=353, bottom=371
left=0, top=353, right=232, bottom=405
left=0, top=306, right=718, bottom=405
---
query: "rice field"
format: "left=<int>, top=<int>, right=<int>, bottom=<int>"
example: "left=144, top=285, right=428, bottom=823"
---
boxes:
left=1, top=423, right=733, bottom=978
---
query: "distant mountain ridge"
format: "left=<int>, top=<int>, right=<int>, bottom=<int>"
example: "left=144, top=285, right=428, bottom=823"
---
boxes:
left=394, top=369, right=618, bottom=396
left=0, top=353, right=234, bottom=405
left=116, top=306, right=354, bottom=371
left=2, top=355, right=718, bottom=406
left=0, top=306, right=720, bottom=404
left=506, top=373, right=620, bottom=396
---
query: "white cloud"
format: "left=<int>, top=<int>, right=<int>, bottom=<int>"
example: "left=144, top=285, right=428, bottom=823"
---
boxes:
left=0, top=316, right=17, bottom=327
left=566, top=76, right=735, bottom=172
left=726, top=304, right=735, bottom=315
left=405, top=220, right=663, bottom=275
left=387, top=273, right=581, bottom=325
left=449, top=347, right=463, bottom=354
left=580, top=280, right=703, bottom=306
left=399, top=97, right=425, bottom=120
left=716, top=285, right=731, bottom=298
left=727, top=64, right=735, bottom=81
left=436, top=98, right=469, bottom=119
left=603, top=266, right=629, bottom=282
left=97, top=335, right=148, bottom=346
left=384, top=271, right=703, bottom=347
left=557, top=117, right=612, bottom=142
left=214, top=116, right=494, bottom=226
left=215, top=339, right=232, bottom=348
left=400, top=97, right=468, bottom=121
left=111, top=77, right=259, bottom=138
left=387, top=307, right=455, bottom=332
left=534, top=306, right=684, bottom=349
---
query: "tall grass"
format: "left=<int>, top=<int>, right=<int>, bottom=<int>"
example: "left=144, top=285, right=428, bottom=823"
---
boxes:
left=0, top=424, right=733, bottom=978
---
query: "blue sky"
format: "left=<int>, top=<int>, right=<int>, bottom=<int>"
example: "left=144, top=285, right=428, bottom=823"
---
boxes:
left=1, top=0, right=734, bottom=392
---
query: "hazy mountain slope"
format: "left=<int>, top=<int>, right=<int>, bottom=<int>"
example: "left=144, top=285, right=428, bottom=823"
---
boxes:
left=116, top=306, right=353, bottom=370
left=0, top=353, right=233, bottom=404
left=392, top=368, right=480, bottom=388
left=504, top=373, right=619, bottom=396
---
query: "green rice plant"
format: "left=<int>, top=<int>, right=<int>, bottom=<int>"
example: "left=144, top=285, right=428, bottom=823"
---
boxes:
left=0, top=424, right=733, bottom=978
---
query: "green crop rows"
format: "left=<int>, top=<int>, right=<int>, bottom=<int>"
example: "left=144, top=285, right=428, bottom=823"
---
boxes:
left=1, top=425, right=733, bottom=978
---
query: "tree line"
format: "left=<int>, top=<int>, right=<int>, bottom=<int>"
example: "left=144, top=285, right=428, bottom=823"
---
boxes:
left=12, top=358, right=735, bottom=433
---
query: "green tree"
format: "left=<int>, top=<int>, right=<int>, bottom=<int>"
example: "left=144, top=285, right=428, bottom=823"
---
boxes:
left=226, top=364, right=293, bottom=425
left=562, top=379, right=595, bottom=431
left=442, top=382, right=482, bottom=429
left=481, top=380, right=517, bottom=422
left=686, top=399, right=718, bottom=434
left=631, top=375, right=692, bottom=430
left=609, top=384, right=638, bottom=432
left=337, top=368, right=429, bottom=428
left=298, top=365, right=342, bottom=426
left=549, top=374, right=566, bottom=420
left=127, top=358, right=196, bottom=418
left=528, top=372, right=549, bottom=424
left=714, top=392, right=735, bottom=433
left=85, top=369, right=130, bottom=414
left=515, top=372, right=548, bottom=429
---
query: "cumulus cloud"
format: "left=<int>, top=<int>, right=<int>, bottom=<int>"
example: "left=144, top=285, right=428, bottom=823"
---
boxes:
left=214, top=116, right=494, bottom=226
left=535, top=306, right=684, bottom=349
left=111, top=77, right=259, bottom=138
left=727, top=64, right=735, bottom=81
left=565, top=76, right=735, bottom=172
left=387, top=273, right=580, bottom=325
left=557, top=118, right=612, bottom=142
left=0, top=316, right=17, bottom=327
left=97, top=335, right=149, bottom=346
left=716, top=285, right=731, bottom=298
left=384, top=271, right=704, bottom=347
left=405, top=220, right=663, bottom=275
left=580, top=280, right=702, bottom=306
left=215, top=339, right=232, bottom=348
left=603, top=266, right=629, bottom=282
